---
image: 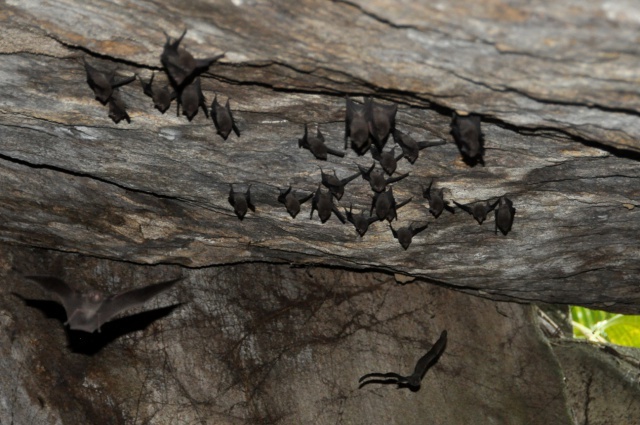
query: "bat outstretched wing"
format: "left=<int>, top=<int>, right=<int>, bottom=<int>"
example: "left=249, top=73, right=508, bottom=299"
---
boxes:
left=24, top=276, right=82, bottom=317
left=412, top=330, right=448, bottom=381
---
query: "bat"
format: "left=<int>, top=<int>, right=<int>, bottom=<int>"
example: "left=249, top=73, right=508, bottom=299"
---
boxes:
left=161, top=29, right=224, bottom=88
left=345, top=204, right=378, bottom=237
left=228, top=184, right=255, bottom=220
left=211, top=95, right=240, bottom=140
left=494, top=196, right=516, bottom=235
left=107, top=89, right=131, bottom=124
left=371, top=145, right=404, bottom=176
left=24, top=275, right=181, bottom=333
left=84, top=58, right=135, bottom=105
left=359, top=330, right=447, bottom=390
left=177, top=77, right=208, bottom=121
left=310, top=184, right=346, bottom=224
left=365, top=97, right=397, bottom=150
left=278, top=186, right=313, bottom=218
left=345, top=96, right=371, bottom=154
left=319, top=167, right=361, bottom=200
left=390, top=222, right=429, bottom=250
left=139, top=72, right=176, bottom=113
left=453, top=199, right=499, bottom=224
left=298, top=124, right=345, bottom=160
left=451, top=112, right=484, bottom=165
left=391, top=129, right=446, bottom=164
left=371, top=186, right=412, bottom=222
left=422, top=180, right=454, bottom=218
left=358, top=162, right=409, bottom=193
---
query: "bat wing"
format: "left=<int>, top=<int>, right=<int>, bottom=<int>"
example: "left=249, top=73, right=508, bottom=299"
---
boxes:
left=325, top=147, right=345, bottom=158
left=386, top=172, right=409, bottom=185
left=298, top=191, right=314, bottom=205
left=412, top=223, right=429, bottom=236
left=24, top=276, right=83, bottom=317
left=412, top=330, right=448, bottom=381
left=331, top=204, right=347, bottom=224
left=359, top=372, right=406, bottom=383
left=453, top=201, right=472, bottom=215
left=97, top=278, right=181, bottom=324
left=139, top=75, right=154, bottom=97
left=389, top=224, right=399, bottom=239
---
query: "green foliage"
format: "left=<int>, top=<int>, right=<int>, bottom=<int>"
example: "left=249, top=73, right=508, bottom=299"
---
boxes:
left=571, top=306, right=640, bottom=348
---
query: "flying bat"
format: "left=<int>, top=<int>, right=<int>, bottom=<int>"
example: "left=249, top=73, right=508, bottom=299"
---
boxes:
left=278, top=186, right=313, bottom=218
left=391, top=129, right=446, bottom=164
left=310, top=184, right=346, bottom=224
left=390, top=222, right=429, bottom=250
left=298, top=124, right=345, bottom=160
left=84, top=58, right=135, bottom=105
left=371, top=145, right=404, bottom=176
left=177, top=76, right=208, bottom=121
left=161, top=29, right=224, bottom=88
left=319, top=167, right=360, bottom=200
left=371, top=186, right=412, bottom=222
left=345, top=96, right=370, bottom=154
left=359, top=330, right=447, bottom=390
left=345, top=204, right=378, bottom=237
left=139, top=72, right=176, bottom=113
left=453, top=199, right=499, bottom=224
left=211, top=95, right=240, bottom=140
left=24, top=276, right=181, bottom=333
left=358, top=162, right=409, bottom=193
left=365, top=97, right=397, bottom=150
left=451, top=112, right=484, bottom=166
left=494, top=196, right=516, bottom=235
left=228, top=184, right=255, bottom=220
left=422, top=180, right=454, bottom=218
left=107, top=89, right=131, bottom=124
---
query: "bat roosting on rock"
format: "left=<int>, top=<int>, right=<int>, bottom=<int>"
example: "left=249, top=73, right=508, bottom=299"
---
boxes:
left=211, top=95, right=240, bottom=140
left=298, top=124, right=345, bottom=160
left=161, top=29, right=224, bottom=88
left=83, top=58, right=135, bottom=105
left=139, top=72, right=176, bottom=113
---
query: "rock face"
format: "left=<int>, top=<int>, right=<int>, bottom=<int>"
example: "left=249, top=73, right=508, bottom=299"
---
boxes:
left=0, top=0, right=639, bottom=423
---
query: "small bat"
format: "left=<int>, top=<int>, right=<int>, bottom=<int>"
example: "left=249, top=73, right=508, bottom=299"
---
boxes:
left=345, top=96, right=370, bottom=154
left=494, top=196, right=516, bottom=235
left=319, top=167, right=360, bottom=200
left=139, top=72, right=176, bottom=113
left=161, top=29, right=224, bottom=88
left=24, top=276, right=181, bottom=333
left=278, top=186, right=313, bottom=218
left=453, top=199, right=499, bottom=224
left=365, top=97, right=397, bottom=150
left=107, top=89, right=131, bottom=124
left=345, top=204, right=378, bottom=237
left=359, top=330, right=447, bottom=390
left=391, top=129, right=446, bottom=164
left=298, top=124, right=345, bottom=160
left=84, top=58, right=135, bottom=105
left=358, top=162, right=409, bottom=193
left=211, top=95, right=240, bottom=140
left=310, top=184, right=346, bottom=224
left=371, top=145, right=404, bottom=176
left=177, top=77, right=208, bottom=121
left=390, top=222, right=429, bottom=250
left=371, top=186, right=412, bottom=222
left=228, top=184, right=255, bottom=220
left=451, top=112, right=484, bottom=165
left=422, top=180, right=454, bottom=218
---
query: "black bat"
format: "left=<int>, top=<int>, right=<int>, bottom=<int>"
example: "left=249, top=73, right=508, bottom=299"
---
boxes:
left=494, top=196, right=516, bottom=235
left=177, top=77, right=208, bottom=121
left=391, top=129, right=446, bottom=164
left=211, top=95, right=240, bottom=140
left=84, top=58, right=135, bottom=105
left=371, top=186, right=412, bottom=222
left=359, top=330, right=447, bottom=390
left=422, top=180, right=454, bottom=218
left=345, top=96, right=370, bottom=154
left=358, top=162, right=409, bottom=193
left=24, top=276, right=181, bottom=333
left=371, top=145, right=404, bottom=176
left=345, top=204, right=378, bottom=237
left=139, top=72, right=176, bottom=113
left=319, top=167, right=360, bottom=200
left=453, top=199, right=499, bottom=224
left=390, top=222, right=429, bottom=250
left=451, top=112, right=484, bottom=166
left=298, top=124, right=345, bottom=160
left=107, top=89, right=131, bottom=124
left=161, top=29, right=224, bottom=88
left=278, top=186, right=313, bottom=218
left=228, top=184, right=255, bottom=220
left=310, top=184, right=346, bottom=224
left=365, top=97, right=397, bottom=150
